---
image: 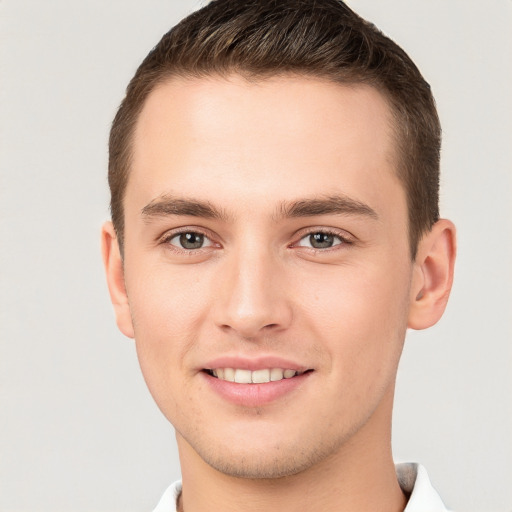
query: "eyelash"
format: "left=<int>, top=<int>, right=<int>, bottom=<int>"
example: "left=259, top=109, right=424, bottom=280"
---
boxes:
left=159, top=228, right=217, bottom=254
left=291, top=228, right=354, bottom=252
left=159, top=227, right=354, bottom=254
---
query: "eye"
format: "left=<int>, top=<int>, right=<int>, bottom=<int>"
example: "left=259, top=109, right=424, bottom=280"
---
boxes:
left=296, top=231, right=345, bottom=249
left=167, top=231, right=213, bottom=250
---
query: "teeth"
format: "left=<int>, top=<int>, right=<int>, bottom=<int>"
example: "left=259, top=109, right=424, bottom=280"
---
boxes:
left=212, top=368, right=224, bottom=379
left=234, top=369, right=252, bottom=383
left=251, top=369, right=270, bottom=383
left=209, top=368, right=301, bottom=383
left=270, top=368, right=284, bottom=381
left=223, top=368, right=235, bottom=381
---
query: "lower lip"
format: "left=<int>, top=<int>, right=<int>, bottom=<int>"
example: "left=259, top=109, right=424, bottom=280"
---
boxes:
left=202, top=371, right=312, bottom=407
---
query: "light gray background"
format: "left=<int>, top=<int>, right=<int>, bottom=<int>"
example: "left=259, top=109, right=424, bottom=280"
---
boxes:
left=0, top=1, right=510, bottom=511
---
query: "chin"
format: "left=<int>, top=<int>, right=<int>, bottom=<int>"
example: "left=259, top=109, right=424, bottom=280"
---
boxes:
left=202, top=452, right=319, bottom=480
left=181, top=428, right=346, bottom=480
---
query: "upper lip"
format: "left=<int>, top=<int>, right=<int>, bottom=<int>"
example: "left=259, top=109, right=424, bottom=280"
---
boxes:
left=202, top=355, right=311, bottom=372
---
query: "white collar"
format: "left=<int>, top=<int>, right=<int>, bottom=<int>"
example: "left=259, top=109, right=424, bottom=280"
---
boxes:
left=153, top=463, right=449, bottom=512
left=397, top=463, right=450, bottom=511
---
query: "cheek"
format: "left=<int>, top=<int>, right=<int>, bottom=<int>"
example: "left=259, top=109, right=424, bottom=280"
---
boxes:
left=127, top=267, right=218, bottom=426
left=125, top=263, right=210, bottom=387
left=128, top=261, right=208, bottom=330
left=299, top=260, right=410, bottom=378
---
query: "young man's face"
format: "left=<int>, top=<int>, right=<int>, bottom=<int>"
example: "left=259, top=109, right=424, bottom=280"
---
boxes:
left=111, top=75, right=420, bottom=478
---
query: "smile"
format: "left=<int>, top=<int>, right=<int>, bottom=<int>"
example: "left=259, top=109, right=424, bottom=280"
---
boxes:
left=205, top=368, right=307, bottom=383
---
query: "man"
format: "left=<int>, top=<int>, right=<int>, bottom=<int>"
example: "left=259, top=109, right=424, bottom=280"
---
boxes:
left=102, top=0, right=456, bottom=510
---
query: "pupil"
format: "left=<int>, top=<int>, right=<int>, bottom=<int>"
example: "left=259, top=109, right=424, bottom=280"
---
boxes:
left=310, top=232, right=334, bottom=248
left=180, top=232, right=204, bottom=249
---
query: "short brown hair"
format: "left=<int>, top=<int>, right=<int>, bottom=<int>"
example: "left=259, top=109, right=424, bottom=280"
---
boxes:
left=109, top=0, right=440, bottom=258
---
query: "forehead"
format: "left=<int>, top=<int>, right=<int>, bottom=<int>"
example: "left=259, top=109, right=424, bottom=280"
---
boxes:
left=129, top=74, right=401, bottom=217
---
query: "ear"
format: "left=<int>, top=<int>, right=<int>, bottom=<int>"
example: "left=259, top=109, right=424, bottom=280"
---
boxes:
left=408, top=219, right=457, bottom=330
left=101, top=222, right=135, bottom=339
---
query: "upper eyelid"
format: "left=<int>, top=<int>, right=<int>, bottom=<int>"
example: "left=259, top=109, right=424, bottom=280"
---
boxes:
left=159, top=229, right=218, bottom=254
left=159, top=226, right=217, bottom=243
left=294, top=226, right=355, bottom=241
left=156, top=226, right=355, bottom=246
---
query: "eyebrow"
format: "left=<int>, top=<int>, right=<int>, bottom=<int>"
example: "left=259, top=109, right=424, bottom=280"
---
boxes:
left=141, top=193, right=378, bottom=222
left=141, top=195, right=229, bottom=221
left=276, top=195, right=378, bottom=220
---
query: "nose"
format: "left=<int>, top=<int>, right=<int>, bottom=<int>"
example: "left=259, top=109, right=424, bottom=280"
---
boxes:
left=212, top=244, right=293, bottom=339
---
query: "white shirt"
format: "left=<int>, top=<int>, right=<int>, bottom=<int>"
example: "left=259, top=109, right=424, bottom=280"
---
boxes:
left=152, top=463, right=449, bottom=512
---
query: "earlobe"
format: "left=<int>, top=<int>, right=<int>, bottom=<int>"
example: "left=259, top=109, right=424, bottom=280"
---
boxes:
left=101, top=222, right=135, bottom=339
left=408, top=219, right=457, bottom=330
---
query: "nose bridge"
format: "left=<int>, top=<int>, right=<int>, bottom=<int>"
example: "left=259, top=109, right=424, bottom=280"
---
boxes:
left=214, top=235, right=291, bottom=337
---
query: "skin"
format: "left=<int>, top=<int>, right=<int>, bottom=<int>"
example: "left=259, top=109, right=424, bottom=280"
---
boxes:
left=102, top=75, right=456, bottom=511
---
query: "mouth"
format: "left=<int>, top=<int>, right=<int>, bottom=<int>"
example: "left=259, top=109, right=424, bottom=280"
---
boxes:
left=203, top=368, right=312, bottom=384
left=201, top=363, right=314, bottom=406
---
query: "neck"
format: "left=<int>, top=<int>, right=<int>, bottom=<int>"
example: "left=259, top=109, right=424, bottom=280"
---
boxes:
left=176, top=389, right=407, bottom=512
